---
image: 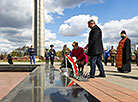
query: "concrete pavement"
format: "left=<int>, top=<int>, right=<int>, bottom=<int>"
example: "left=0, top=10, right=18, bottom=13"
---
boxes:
left=84, top=63, right=138, bottom=92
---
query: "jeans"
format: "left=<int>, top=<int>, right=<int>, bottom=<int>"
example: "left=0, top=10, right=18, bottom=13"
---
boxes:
left=90, top=55, right=105, bottom=77
left=30, top=56, right=35, bottom=64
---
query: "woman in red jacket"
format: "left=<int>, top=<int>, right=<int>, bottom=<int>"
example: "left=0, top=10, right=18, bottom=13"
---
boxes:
left=71, top=41, right=88, bottom=74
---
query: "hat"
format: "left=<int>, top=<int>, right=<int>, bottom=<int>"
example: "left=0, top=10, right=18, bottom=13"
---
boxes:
left=121, top=30, right=126, bottom=34
left=50, top=45, right=54, bottom=47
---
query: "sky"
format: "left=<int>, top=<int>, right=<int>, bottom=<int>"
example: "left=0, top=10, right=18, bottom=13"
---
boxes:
left=0, top=0, right=138, bottom=53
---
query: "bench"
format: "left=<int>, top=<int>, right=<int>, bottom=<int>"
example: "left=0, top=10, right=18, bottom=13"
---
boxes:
left=55, top=65, right=138, bottom=102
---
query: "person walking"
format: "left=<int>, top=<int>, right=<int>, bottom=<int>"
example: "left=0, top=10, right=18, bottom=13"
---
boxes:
left=49, top=45, right=56, bottom=66
left=104, top=49, right=109, bottom=66
left=116, top=30, right=131, bottom=73
left=109, top=46, right=116, bottom=66
left=28, top=45, right=36, bottom=64
left=85, top=19, right=106, bottom=78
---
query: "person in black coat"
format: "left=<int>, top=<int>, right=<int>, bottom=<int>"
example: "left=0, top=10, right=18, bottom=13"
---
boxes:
left=85, top=19, right=106, bottom=78
left=49, top=45, right=56, bottom=66
left=7, top=54, right=13, bottom=64
left=116, top=30, right=131, bottom=73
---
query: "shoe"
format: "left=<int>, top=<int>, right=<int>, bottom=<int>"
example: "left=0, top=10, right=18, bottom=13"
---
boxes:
left=96, top=74, right=106, bottom=78
left=88, top=75, right=95, bottom=79
left=90, top=76, right=95, bottom=78
left=123, top=70, right=131, bottom=73
left=117, top=68, right=123, bottom=73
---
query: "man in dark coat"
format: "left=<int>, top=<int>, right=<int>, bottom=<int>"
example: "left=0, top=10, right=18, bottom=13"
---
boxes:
left=116, top=30, right=131, bottom=73
left=85, top=20, right=106, bottom=78
left=7, top=54, right=13, bottom=64
left=49, top=45, right=56, bottom=66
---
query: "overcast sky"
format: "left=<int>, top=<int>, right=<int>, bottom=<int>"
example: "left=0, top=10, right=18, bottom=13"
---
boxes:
left=0, top=0, right=138, bottom=53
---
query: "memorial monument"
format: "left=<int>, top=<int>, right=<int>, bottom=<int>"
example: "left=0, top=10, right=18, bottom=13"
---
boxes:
left=32, top=0, right=45, bottom=57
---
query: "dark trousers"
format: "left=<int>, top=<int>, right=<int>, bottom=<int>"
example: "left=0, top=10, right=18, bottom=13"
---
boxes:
left=50, top=57, right=54, bottom=65
left=51, top=60, right=54, bottom=65
left=90, top=55, right=105, bottom=77
left=104, top=58, right=108, bottom=65
left=8, top=60, right=13, bottom=64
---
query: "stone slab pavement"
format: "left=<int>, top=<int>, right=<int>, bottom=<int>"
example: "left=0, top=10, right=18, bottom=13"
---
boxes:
left=0, top=62, right=45, bottom=65
left=0, top=62, right=138, bottom=101
left=83, top=63, right=138, bottom=92
left=0, top=72, right=30, bottom=100
left=55, top=62, right=138, bottom=101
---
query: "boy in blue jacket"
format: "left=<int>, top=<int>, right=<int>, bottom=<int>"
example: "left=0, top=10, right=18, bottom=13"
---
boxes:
left=104, top=49, right=109, bottom=66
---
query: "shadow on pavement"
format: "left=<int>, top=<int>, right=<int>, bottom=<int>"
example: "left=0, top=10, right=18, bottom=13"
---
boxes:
left=107, top=73, right=138, bottom=80
left=132, top=68, right=138, bottom=70
left=104, top=70, right=119, bottom=73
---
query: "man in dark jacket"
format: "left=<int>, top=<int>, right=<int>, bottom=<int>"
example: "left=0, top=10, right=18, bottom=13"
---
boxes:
left=116, top=30, right=131, bottom=73
left=7, top=54, right=13, bottom=64
left=85, top=20, right=106, bottom=78
left=28, top=45, right=36, bottom=64
left=49, top=45, right=56, bottom=66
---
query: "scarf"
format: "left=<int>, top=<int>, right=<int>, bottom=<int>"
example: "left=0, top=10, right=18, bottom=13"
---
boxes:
left=116, top=37, right=127, bottom=68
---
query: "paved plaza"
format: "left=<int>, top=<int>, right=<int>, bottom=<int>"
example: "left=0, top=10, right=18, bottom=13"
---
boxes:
left=0, top=62, right=138, bottom=102
left=83, top=63, right=138, bottom=92
left=0, top=72, right=30, bottom=100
